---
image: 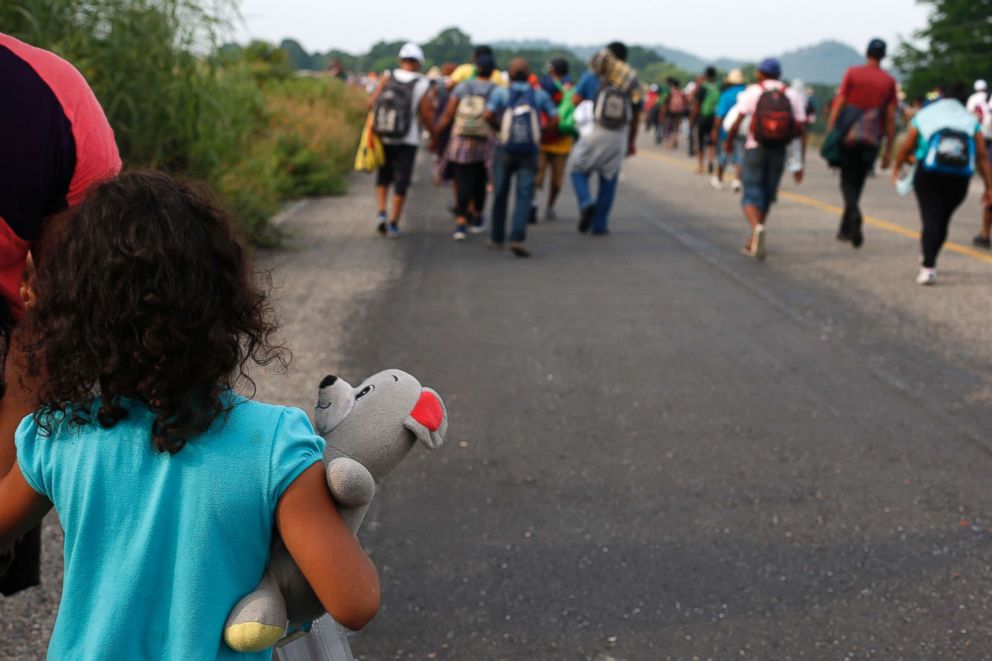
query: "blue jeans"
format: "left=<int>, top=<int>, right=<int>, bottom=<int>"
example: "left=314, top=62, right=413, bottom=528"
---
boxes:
left=491, top=148, right=538, bottom=244
left=571, top=171, right=619, bottom=233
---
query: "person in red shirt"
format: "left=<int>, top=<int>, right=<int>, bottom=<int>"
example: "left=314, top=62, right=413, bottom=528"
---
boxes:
left=0, top=32, right=121, bottom=596
left=827, top=38, right=898, bottom=248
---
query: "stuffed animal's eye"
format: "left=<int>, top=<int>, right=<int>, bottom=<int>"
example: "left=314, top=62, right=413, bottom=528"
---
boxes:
left=355, top=385, right=375, bottom=400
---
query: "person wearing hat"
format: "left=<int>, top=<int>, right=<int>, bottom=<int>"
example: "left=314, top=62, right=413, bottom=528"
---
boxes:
left=966, top=79, right=992, bottom=249
left=369, top=42, right=434, bottom=238
left=826, top=38, right=898, bottom=249
left=711, top=68, right=747, bottom=191
left=724, top=58, right=807, bottom=260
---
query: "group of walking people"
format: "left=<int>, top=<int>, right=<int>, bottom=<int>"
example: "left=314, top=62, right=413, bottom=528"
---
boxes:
left=368, top=36, right=992, bottom=284
left=661, top=38, right=992, bottom=285
left=367, top=41, right=643, bottom=256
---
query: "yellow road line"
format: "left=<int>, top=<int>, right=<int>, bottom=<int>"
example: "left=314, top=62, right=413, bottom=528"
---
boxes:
left=642, top=151, right=992, bottom=265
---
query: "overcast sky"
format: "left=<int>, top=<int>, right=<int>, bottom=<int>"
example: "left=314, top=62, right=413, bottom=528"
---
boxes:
left=235, top=0, right=930, bottom=60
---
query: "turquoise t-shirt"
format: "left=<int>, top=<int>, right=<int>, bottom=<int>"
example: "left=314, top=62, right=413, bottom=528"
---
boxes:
left=16, top=395, right=325, bottom=660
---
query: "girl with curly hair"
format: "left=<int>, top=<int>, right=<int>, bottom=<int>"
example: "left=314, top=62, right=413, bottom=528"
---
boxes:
left=0, top=171, right=379, bottom=659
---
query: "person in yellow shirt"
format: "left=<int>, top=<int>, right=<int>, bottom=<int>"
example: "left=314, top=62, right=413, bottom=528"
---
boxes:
left=450, top=45, right=508, bottom=88
left=532, top=57, right=575, bottom=222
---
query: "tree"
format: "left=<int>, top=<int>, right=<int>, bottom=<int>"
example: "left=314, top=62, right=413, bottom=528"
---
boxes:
left=895, top=0, right=992, bottom=100
left=280, top=38, right=313, bottom=70
left=422, top=27, right=473, bottom=66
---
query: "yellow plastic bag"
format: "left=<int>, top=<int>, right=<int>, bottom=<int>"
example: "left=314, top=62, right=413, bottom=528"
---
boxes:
left=354, top=115, right=385, bottom=172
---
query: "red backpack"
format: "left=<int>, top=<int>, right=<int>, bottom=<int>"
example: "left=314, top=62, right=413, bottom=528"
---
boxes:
left=753, top=84, right=797, bottom=146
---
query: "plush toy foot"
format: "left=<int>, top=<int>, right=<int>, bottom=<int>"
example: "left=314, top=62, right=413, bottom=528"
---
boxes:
left=224, top=622, right=285, bottom=652
left=223, top=573, right=287, bottom=652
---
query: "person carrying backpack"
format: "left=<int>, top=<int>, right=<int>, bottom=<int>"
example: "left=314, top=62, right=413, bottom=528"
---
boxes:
left=369, top=43, right=434, bottom=238
left=724, top=58, right=807, bottom=260
left=659, top=77, right=687, bottom=149
left=966, top=79, right=992, bottom=249
left=690, top=66, right=721, bottom=175
left=825, top=39, right=898, bottom=249
left=434, top=54, right=499, bottom=241
left=569, top=42, right=643, bottom=236
left=892, top=82, right=992, bottom=285
left=532, top=57, right=576, bottom=223
left=484, top=58, right=558, bottom=257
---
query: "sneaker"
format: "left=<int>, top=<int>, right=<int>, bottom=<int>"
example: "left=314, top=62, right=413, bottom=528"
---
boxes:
left=916, top=267, right=937, bottom=286
left=509, top=242, right=531, bottom=258
left=973, top=234, right=992, bottom=249
left=386, top=222, right=400, bottom=239
left=710, top=176, right=723, bottom=190
left=452, top=227, right=468, bottom=241
left=469, top=214, right=487, bottom=234
left=752, top=224, right=767, bottom=261
left=376, top=212, right=387, bottom=236
left=578, top=205, right=595, bottom=233
left=545, top=207, right=557, bottom=221
left=731, top=179, right=742, bottom=193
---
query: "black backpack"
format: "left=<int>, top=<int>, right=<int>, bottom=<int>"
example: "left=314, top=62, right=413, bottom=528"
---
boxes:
left=373, top=74, right=417, bottom=139
left=753, top=84, right=797, bottom=147
left=594, top=82, right=630, bottom=130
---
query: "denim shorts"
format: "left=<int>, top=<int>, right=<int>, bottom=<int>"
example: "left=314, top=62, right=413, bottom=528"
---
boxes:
left=741, top=145, right=786, bottom=214
left=718, top=136, right=746, bottom=169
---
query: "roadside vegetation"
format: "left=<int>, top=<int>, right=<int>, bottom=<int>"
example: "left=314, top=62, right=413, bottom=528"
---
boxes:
left=1, top=0, right=366, bottom=246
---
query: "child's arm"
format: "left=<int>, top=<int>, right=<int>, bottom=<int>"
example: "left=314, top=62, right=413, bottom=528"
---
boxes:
left=0, top=462, right=51, bottom=548
left=276, top=463, right=381, bottom=631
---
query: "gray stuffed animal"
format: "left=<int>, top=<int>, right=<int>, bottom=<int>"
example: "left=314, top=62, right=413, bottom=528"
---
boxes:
left=223, top=369, right=447, bottom=652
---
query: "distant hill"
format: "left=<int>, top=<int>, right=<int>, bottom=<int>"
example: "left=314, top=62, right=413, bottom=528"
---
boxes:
left=494, top=38, right=865, bottom=84
left=776, top=40, right=865, bottom=85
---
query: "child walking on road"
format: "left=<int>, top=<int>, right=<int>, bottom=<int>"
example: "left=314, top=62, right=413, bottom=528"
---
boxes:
left=0, top=172, right=380, bottom=659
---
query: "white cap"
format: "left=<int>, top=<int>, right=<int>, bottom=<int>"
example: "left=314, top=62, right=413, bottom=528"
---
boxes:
left=399, top=42, right=424, bottom=63
left=976, top=79, right=988, bottom=91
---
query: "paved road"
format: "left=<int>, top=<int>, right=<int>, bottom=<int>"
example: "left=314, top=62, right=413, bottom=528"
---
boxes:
left=3, top=136, right=990, bottom=660
left=330, top=140, right=992, bottom=660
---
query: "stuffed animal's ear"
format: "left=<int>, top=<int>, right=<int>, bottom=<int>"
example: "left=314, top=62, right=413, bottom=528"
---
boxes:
left=404, top=388, right=447, bottom=450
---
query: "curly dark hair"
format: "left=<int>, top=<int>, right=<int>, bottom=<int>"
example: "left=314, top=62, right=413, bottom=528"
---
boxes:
left=23, top=170, right=288, bottom=453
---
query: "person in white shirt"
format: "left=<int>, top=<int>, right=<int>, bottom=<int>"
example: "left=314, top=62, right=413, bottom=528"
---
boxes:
left=369, top=43, right=434, bottom=238
left=725, top=58, right=807, bottom=260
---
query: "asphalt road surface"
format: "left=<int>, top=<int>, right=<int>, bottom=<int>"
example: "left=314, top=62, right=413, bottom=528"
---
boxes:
left=3, top=135, right=991, bottom=660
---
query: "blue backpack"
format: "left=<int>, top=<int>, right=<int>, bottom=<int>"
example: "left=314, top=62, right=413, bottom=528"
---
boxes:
left=500, top=88, right=540, bottom=155
left=921, top=128, right=975, bottom=177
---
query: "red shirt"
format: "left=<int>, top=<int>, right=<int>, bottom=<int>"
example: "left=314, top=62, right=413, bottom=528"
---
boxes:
left=839, top=65, right=897, bottom=112
left=0, top=33, right=121, bottom=317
